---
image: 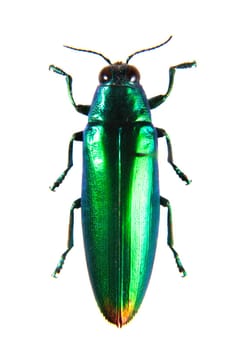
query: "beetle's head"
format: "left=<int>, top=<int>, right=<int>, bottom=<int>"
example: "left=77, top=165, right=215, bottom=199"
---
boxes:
left=63, top=36, right=172, bottom=84
left=98, top=63, right=140, bottom=85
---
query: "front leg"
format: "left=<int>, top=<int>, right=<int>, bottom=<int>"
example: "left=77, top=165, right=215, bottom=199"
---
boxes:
left=49, top=65, right=90, bottom=115
left=50, top=131, right=83, bottom=191
left=149, top=61, right=196, bottom=109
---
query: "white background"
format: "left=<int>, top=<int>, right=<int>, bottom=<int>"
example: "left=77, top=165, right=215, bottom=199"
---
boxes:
left=1, top=0, right=232, bottom=349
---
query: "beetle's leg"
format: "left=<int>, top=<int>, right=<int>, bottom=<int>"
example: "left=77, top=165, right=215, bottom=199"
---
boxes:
left=148, top=61, right=196, bottom=109
left=49, top=65, right=90, bottom=115
left=52, top=198, right=81, bottom=277
left=157, top=127, right=191, bottom=185
left=160, top=196, right=187, bottom=277
left=50, top=132, right=83, bottom=191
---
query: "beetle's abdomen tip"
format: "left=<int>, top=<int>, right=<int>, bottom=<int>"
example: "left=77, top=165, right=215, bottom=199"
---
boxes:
left=102, top=301, right=137, bottom=327
left=105, top=313, right=135, bottom=328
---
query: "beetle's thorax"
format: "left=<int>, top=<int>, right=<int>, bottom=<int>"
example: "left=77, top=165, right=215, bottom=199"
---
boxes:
left=87, top=63, right=151, bottom=124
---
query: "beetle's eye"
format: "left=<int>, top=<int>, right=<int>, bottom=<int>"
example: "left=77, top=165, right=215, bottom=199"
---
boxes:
left=102, top=75, right=109, bottom=81
left=129, top=74, right=137, bottom=82
left=127, top=66, right=140, bottom=83
left=99, top=67, right=112, bottom=83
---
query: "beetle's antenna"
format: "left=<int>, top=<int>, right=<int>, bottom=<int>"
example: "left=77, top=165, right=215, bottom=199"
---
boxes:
left=126, top=36, right=173, bottom=64
left=64, top=45, right=112, bottom=65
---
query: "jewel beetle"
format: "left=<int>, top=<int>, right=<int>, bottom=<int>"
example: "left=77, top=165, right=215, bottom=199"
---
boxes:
left=50, top=36, right=196, bottom=327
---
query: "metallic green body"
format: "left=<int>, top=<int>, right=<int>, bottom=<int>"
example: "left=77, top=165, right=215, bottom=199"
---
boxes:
left=81, top=83, right=160, bottom=326
left=49, top=50, right=195, bottom=327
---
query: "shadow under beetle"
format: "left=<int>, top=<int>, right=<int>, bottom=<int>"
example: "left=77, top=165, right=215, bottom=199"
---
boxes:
left=50, top=36, right=196, bottom=327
